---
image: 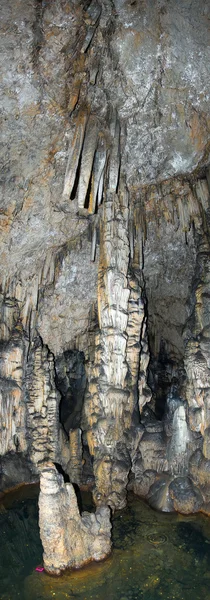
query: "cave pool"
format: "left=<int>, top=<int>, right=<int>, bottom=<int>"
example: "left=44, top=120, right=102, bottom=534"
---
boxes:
left=1, top=485, right=210, bottom=600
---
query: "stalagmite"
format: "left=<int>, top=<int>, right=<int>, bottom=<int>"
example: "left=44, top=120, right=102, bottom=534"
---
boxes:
left=39, top=464, right=111, bottom=575
left=84, top=188, right=134, bottom=509
left=25, top=341, right=61, bottom=468
left=0, top=340, right=26, bottom=456
left=168, top=405, right=190, bottom=475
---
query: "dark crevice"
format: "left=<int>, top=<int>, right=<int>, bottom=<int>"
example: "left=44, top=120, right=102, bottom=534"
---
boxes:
left=84, top=174, right=92, bottom=209
left=53, top=462, right=70, bottom=483
left=55, top=350, right=87, bottom=434
left=32, top=0, right=44, bottom=67
left=70, top=153, right=83, bottom=200
left=53, top=463, right=84, bottom=512
left=147, top=340, right=186, bottom=420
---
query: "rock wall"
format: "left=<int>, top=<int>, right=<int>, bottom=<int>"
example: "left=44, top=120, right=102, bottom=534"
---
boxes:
left=1, top=0, right=210, bottom=518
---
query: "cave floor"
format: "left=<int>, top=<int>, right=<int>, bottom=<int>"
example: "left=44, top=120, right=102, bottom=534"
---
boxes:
left=1, top=487, right=210, bottom=600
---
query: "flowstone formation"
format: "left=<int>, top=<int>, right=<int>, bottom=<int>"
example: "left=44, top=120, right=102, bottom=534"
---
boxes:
left=39, top=463, right=111, bottom=574
left=1, top=0, right=210, bottom=526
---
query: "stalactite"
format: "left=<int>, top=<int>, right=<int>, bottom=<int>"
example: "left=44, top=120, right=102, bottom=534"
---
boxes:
left=138, top=228, right=144, bottom=270
left=15, top=281, right=23, bottom=303
left=41, top=250, right=53, bottom=285
left=85, top=0, right=101, bottom=25
left=128, top=216, right=134, bottom=260
left=81, top=26, right=98, bottom=53
left=62, top=112, right=87, bottom=200
left=187, top=189, right=200, bottom=220
left=31, top=276, right=39, bottom=312
left=68, top=78, right=81, bottom=116
left=49, top=255, right=55, bottom=286
left=77, top=117, right=98, bottom=210
left=91, top=225, right=97, bottom=262
left=206, top=166, right=210, bottom=193
left=195, top=178, right=209, bottom=212
left=161, top=192, right=174, bottom=224
left=88, top=136, right=107, bottom=214
left=81, top=0, right=101, bottom=53
left=108, top=120, right=120, bottom=193
left=177, top=196, right=190, bottom=232
left=22, top=295, right=31, bottom=331
left=69, top=428, right=83, bottom=484
left=97, top=168, right=105, bottom=207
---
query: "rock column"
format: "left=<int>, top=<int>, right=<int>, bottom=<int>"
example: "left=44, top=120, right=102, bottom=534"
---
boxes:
left=39, top=463, right=111, bottom=575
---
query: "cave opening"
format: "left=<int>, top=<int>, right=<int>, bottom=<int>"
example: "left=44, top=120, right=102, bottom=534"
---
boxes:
left=54, top=349, right=95, bottom=488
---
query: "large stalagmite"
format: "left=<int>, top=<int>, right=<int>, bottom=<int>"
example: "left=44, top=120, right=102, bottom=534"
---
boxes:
left=39, top=463, right=111, bottom=574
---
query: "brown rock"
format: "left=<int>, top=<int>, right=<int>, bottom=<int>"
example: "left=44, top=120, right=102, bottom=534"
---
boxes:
left=169, top=476, right=203, bottom=514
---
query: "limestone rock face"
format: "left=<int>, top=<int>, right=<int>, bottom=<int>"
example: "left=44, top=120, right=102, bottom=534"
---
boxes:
left=39, top=463, right=111, bottom=575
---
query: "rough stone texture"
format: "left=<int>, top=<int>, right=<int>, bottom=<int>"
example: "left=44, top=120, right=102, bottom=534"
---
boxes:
left=39, top=463, right=111, bottom=575
left=1, top=0, right=210, bottom=522
left=169, top=476, right=203, bottom=514
left=108, top=0, right=210, bottom=184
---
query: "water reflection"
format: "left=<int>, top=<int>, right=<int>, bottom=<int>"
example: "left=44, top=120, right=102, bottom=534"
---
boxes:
left=1, top=486, right=210, bottom=600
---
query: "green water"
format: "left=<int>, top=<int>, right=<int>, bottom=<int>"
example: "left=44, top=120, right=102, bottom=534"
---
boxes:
left=1, top=486, right=210, bottom=600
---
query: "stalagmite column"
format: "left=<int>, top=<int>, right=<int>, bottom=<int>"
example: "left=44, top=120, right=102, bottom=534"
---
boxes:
left=84, top=188, right=130, bottom=508
left=39, top=463, right=111, bottom=575
left=26, top=338, right=61, bottom=469
left=0, top=336, right=26, bottom=456
left=84, top=185, right=149, bottom=509
left=185, top=233, right=210, bottom=459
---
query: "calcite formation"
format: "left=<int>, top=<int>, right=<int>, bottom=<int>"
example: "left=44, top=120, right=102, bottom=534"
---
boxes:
left=39, top=463, right=111, bottom=574
left=1, top=0, right=210, bottom=532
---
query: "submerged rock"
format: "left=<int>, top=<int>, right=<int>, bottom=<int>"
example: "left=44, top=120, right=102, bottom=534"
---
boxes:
left=39, top=463, right=111, bottom=575
left=169, top=476, right=203, bottom=514
left=148, top=475, right=174, bottom=513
